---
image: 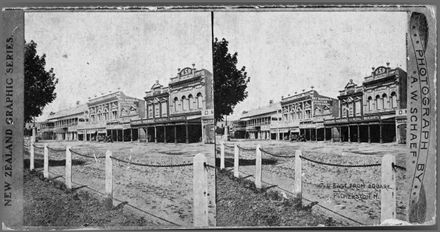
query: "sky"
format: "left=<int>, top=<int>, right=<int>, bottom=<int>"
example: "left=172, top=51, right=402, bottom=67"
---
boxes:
left=214, top=11, right=407, bottom=120
left=25, top=12, right=213, bottom=121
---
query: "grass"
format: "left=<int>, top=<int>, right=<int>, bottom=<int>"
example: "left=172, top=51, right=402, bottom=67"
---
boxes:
left=216, top=169, right=341, bottom=227
left=23, top=168, right=158, bottom=228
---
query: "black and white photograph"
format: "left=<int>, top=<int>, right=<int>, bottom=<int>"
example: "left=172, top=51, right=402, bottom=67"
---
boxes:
left=0, top=3, right=437, bottom=231
left=213, top=9, right=436, bottom=227
left=19, top=11, right=216, bottom=229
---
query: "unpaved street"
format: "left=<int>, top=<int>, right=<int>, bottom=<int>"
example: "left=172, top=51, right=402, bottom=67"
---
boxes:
left=26, top=140, right=216, bottom=228
left=217, top=139, right=407, bottom=226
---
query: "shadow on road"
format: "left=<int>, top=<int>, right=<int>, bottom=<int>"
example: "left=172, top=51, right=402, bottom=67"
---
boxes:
left=215, top=157, right=277, bottom=167
left=24, top=158, right=87, bottom=169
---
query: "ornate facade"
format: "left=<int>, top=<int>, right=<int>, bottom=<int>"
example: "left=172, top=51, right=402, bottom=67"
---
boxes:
left=324, top=65, right=407, bottom=143
left=271, top=89, right=338, bottom=141
left=132, top=65, right=215, bottom=144
left=77, top=91, right=145, bottom=141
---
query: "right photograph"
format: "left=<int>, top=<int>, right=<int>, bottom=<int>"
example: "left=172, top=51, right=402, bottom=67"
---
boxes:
left=213, top=11, right=414, bottom=227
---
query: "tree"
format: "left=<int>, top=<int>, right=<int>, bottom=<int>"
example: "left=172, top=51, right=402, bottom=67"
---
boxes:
left=213, top=38, right=250, bottom=121
left=24, top=40, right=58, bottom=123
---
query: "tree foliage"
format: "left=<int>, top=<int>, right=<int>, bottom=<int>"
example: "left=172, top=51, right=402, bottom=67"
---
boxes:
left=25, top=40, right=58, bottom=123
left=213, top=38, right=250, bottom=121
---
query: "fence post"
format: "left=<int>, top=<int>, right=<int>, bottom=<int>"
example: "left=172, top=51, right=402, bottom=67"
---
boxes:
left=294, top=150, right=302, bottom=200
left=234, top=144, right=239, bottom=178
left=30, top=133, right=35, bottom=171
left=65, top=146, right=72, bottom=190
left=224, top=126, right=229, bottom=141
left=255, top=145, right=262, bottom=189
left=193, top=153, right=209, bottom=227
left=104, top=150, right=113, bottom=210
left=43, top=143, right=49, bottom=178
left=220, top=141, right=225, bottom=170
left=381, top=154, right=396, bottom=223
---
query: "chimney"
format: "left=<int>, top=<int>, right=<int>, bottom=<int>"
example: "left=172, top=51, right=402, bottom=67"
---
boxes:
left=177, top=68, right=181, bottom=77
left=386, top=62, right=390, bottom=67
left=269, top=100, right=273, bottom=105
left=76, top=100, right=80, bottom=106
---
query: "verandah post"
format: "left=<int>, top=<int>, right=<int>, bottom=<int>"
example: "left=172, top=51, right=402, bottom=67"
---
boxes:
left=65, top=146, right=72, bottom=190
left=220, top=141, right=225, bottom=170
left=234, top=144, right=239, bottom=178
left=104, top=150, right=113, bottom=210
left=43, top=143, right=49, bottom=178
left=380, top=154, right=396, bottom=223
left=193, top=153, right=209, bottom=227
left=294, top=150, right=302, bottom=200
left=255, top=144, right=262, bottom=189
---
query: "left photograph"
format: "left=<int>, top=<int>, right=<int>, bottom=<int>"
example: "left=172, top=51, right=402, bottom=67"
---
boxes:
left=23, top=11, right=215, bottom=229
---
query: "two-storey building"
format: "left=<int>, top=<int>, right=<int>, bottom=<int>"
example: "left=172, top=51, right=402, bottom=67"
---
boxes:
left=240, top=101, right=281, bottom=140
left=271, top=89, right=338, bottom=141
left=44, top=103, right=88, bottom=141
left=77, top=91, right=145, bottom=141
left=131, top=65, right=214, bottom=144
left=324, top=64, right=407, bottom=143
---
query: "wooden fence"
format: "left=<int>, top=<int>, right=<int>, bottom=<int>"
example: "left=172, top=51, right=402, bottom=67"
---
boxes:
left=218, top=140, right=404, bottom=224
left=27, top=135, right=211, bottom=228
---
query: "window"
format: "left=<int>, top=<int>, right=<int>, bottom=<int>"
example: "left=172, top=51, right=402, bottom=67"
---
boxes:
left=197, top=93, right=203, bottom=109
left=376, top=95, right=382, bottom=110
left=348, top=103, right=354, bottom=117
left=148, top=105, right=153, bottom=119
left=368, top=96, right=373, bottom=111
left=382, top=93, right=388, bottom=109
left=154, top=103, right=160, bottom=117
left=161, top=102, right=167, bottom=117
left=182, top=96, right=187, bottom=111
left=341, top=104, right=347, bottom=117
left=174, top=97, right=179, bottom=112
left=391, top=92, right=397, bottom=108
left=355, top=100, right=361, bottom=116
left=188, top=94, right=194, bottom=110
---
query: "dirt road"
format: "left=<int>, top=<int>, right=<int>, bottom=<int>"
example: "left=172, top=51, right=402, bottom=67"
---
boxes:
left=27, top=140, right=216, bottom=228
left=217, top=139, right=407, bottom=226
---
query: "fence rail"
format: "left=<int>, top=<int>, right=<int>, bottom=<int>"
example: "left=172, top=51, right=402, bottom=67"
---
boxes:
left=218, top=140, right=406, bottom=225
left=27, top=136, right=212, bottom=228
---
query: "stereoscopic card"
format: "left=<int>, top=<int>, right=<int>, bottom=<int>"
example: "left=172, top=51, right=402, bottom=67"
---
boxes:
left=0, top=3, right=437, bottom=230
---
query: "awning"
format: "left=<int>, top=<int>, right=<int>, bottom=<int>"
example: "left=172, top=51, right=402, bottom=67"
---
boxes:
left=278, top=129, right=289, bottom=133
left=187, top=115, right=202, bottom=120
left=98, top=129, right=106, bottom=134
left=381, top=115, right=396, bottom=120
left=291, top=128, right=300, bottom=133
left=86, top=130, right=96, bottom=134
